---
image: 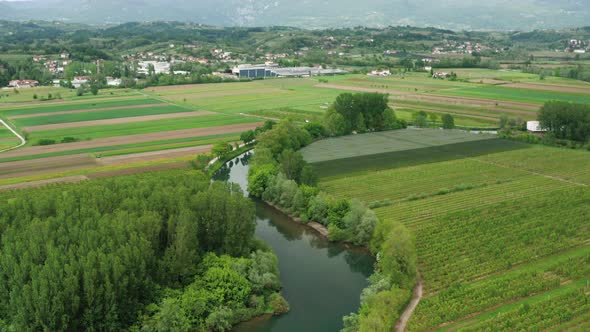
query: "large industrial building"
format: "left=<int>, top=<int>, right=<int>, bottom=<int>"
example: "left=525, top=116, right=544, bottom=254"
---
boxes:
left=232, top=63, right=347, bottom=79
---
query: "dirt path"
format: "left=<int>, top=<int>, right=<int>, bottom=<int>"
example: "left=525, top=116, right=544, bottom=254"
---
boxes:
left=23, top=111, right=216, bottom=132
left=394, top=94, right=540, bottom=112
left=0, top=119, right=26, bottom=153
left=395, top=278, right=423, bottom=332
left=8, top=103, right=165, bottom=120
left=0, top=122, right=261, bottom=159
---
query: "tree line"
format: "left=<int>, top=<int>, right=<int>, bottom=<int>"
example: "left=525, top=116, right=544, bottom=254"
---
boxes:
left=0, top=171, right=286, bottom=331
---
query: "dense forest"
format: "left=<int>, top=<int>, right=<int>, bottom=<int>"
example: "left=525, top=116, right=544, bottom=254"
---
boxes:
left=0, top=171, right=287, bottom=331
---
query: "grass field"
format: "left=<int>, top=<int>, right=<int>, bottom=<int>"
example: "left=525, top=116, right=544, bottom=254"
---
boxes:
left=308, top=129, right=590, bottom=331
left=27, top=113, right=257, bottom=142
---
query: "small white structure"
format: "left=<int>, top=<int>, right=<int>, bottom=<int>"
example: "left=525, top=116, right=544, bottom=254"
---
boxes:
left=573, top=49, right=586, bottom=54
left=137, top=61, right=171, bottom=75
left=106, top=77, right=122, bottom=87
left=8, top=80, right=39, bottom=88
left=72, top=76, right=90, bottom=88
left=527, top=121, right=547, bottom=133
left=368, top=69, right=391, bottom=77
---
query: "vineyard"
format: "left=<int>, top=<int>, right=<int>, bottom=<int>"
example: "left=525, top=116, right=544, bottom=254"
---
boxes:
left=312, top=129, right=590, bottom=331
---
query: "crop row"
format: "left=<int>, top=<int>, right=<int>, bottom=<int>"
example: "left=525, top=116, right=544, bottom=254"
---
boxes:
left=411, top=187, right=590, bottom=293
left=454, top=282, right=590, bottom=331
left=408, top=246, right=590, bottom=331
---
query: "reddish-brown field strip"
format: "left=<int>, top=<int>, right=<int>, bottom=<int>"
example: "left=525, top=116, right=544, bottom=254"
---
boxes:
left=8, top=103, right=165, bottom=120
left=315, top=83, right=410, bottom=95
left=22, top=111, right=217, bottom=132
left=97, top=145, right=213, bottom=166
left=393, top=94, right=540, bottom=112
left=87, top=162, right=190, bottom=179
left=0, top=154, right=97, bottom=179
left=0, top=176, right=89, bottom=191
left=503, top=83, right=590, bottom=94
left=0, top=122, right=261, bottom=159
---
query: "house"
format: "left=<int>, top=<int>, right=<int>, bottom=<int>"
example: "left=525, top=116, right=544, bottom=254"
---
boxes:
left=137, top=61, right=171, bottom=75
left=60, top=53, right=70, bottom=59
left=574, top=49, right=586, bottom=54
left=106, top=77, right=122, bottom=87
left=424, top=66, right=433, bottom=72
left=52, top=79, right=62, bottom=87
left=527, top=121, right=547, bottom=133
left=72, top=76, right=90, bottom=88
left=368, top=69, right=391, bottom=77
left=8, top=80, right=39, bottom=88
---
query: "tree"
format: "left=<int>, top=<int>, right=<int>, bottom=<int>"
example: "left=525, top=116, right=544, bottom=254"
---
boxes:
left=76, top=85, right=85, bottom=96
left=240, top=130, right=256, bottom=145
left=300, top=165, right=318, bottom=187
left=442, top=114, right=455, bottom=129
left=324, top=109, right=347, bottom=136
left=90, top=83, right=99, bottom=95
left=429, top=113, right=439, bottom=127
left=278, top=149, right=305, bottom=183
left=412, top=111, right=428, bottom=128
left=211, top=142, right=232, bottom=158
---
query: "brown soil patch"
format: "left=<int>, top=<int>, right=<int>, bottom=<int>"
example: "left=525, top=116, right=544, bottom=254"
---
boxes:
left=0, top=122, right=261, bottom=159
left=87, top=162, right=189, bottom=179
left=8, top=103, right=165, bottom=120
left=0, top=175, right=89, bottom=191
left=0, top=154, right=97, bottom=179
left=504, top=83, right=590, bottom=94
left=394, top=94, right=540, bottom=112
left=23, top=111, right=216, bottom=132
left=468, top=79, right=510, bottom=85
left=316, top=83, right=409, bottom=95
left=97, top=145, right=213, bottom=166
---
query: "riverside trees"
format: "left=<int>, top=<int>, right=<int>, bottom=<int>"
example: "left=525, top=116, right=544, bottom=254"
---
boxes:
left=538, top=101, right=590, bottom=142
left=0, top=171, right=285, bottom=331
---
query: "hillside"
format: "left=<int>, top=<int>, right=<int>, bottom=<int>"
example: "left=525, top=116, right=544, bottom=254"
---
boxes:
left=0, top=0, right=588, bottom=30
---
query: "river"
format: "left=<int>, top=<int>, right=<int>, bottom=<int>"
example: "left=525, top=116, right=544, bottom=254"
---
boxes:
left=213, top=152, right=374, bottom=332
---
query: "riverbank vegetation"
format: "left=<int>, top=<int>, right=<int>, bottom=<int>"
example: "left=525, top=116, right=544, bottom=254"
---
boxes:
left=0, top=171, right=287, bottom=331
left=246, top=93, right=419, bottom=332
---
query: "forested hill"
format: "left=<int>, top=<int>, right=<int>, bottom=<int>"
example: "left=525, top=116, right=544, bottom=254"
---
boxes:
left=0, top=0, right=588, bottom=30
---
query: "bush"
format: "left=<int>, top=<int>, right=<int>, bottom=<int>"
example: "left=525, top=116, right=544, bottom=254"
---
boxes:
left=61, top=137, right=79, bottom=143
left=37, top=138, right=56, bottom=146
left=268, top=293, right=290, bottom=315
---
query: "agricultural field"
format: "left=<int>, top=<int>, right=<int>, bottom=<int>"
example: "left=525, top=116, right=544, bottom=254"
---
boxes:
left=308, top=129, right=590, bottom=331
left=0, top=91, right=262, bottom=184
left=1, top=67, right=589, bottom=185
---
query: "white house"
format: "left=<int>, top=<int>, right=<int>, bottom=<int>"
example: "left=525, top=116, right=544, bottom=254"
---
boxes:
left=527, top=121, right=547, bottom=133
left=8, top=80, right=39, bottom=88
left=574, top=49, right=586, bottom=54
left=72, top=76, right=90, bottom=88
left=106, top=77, right=122, bottom=87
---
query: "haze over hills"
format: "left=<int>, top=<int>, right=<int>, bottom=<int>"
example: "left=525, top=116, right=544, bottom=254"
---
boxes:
left=0, top=0, right=588, bottom=31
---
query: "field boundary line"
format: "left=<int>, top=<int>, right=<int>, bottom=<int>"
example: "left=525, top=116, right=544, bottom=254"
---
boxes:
left=469, top=157, right=588, bottom=188
left=0, top=119, right=26, bottom=153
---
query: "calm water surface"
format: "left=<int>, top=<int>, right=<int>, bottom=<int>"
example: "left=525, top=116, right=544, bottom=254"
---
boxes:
left=214, top=153, right=374, bottom=332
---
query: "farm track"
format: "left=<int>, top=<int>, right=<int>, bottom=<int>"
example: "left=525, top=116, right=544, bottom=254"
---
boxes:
left=0, top=122, right=262, bottom=159
left=395, top=277, right=423, bottom=332
left=0, top=119, right=26, bottom=153
left=7, top=103, right=165, bottom=120
left=22, top=111, right=217, bottom=132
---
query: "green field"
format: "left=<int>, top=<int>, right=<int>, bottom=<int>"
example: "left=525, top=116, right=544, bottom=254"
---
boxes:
left=13, top=104, right=194, bottom=127
left=436, top=85, right=590, bottom=104
left=29, top=113, right=258, bottom=142
left=1, top=97, right=162, bottom=117
left=308, top=129, right=590, bottom=331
